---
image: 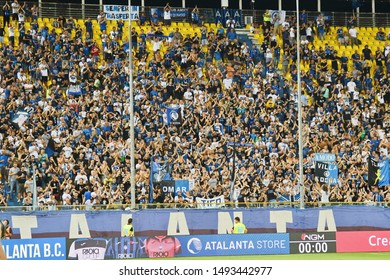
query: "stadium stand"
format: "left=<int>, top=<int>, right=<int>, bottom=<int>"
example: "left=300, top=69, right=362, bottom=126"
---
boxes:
left=0, top=2, right=389, bottom=210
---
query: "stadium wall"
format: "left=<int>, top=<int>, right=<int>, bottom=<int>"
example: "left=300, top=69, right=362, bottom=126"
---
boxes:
left=2, top=206, right=390, bottom=239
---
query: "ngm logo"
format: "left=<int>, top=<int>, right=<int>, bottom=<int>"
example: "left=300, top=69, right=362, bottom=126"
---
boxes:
left=187, top=238, right=202, bottom=255
left=300, top=233, right=325, bottom=241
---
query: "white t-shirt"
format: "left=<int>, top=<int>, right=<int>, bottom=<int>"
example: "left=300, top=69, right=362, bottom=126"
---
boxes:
left=8, top=27, right=14, bottom=37
left=349, top=28, right=357, bottom=38
left=320, top=190, right=329, bottom=203
left=63, top=146, right=73, bottom=158
left=306, top=27, right=312, bottom=37
left=18, top=13, right=25, bottom=22
left=223, top=78, right=232, bottom=89
left=384, top=46, right=390, bottom=57
left=183, top=90, right=193, bottom=100
left=347, top=81, right=356, bottom=92
left=164, top=10, right=171, bottom=20
left=11, top=2, right=19, bottom=14
left=226, top=19, right=235, bottom=29
left=152, top=40, right=162, bottom=52
left=39, top=63, right=48, bottom=76
left=289, top=28, right=295, bottom=38
left=62, top=192, right=72, bottom=204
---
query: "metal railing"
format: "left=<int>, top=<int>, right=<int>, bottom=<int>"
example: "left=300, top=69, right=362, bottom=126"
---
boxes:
left=1, top=201, right=388, bottom=212
left=0, top=1, right=389, bottom=27
left=241, top=10, right=390, bottom=28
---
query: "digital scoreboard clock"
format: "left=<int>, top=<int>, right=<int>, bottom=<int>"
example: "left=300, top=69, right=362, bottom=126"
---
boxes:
left=290, top=232, right=336, bottom=254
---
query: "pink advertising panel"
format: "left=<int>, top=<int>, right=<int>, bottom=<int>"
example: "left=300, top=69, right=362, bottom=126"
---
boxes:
left=337, top=231, right=390, bottom=252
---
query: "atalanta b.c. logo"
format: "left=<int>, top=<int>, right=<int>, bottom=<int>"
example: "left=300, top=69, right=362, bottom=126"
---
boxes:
left=170, top=111, right=179, bottom=121
left=187, top=238, right=202, bottom=255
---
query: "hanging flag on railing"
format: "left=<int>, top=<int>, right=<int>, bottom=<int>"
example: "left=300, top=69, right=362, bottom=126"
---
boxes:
left=368, top=157, right=390, bottom=187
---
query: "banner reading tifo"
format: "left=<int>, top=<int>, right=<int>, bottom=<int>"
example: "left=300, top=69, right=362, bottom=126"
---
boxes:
left=196, top=195, right=225, bottom=209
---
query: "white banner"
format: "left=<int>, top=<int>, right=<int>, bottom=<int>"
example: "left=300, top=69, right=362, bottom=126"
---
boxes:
left=196, top=195, right=225, bottom=209
left=103, top=5, right=139, bottom=21
left=270, top=10, right=286, bottom=25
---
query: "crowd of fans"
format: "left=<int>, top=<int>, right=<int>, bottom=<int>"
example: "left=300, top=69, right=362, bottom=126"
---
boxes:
left=0, top=1, right=389, bottom=211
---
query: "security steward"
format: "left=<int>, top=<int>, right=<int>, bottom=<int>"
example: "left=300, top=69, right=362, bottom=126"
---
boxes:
left=122, top=218, right=135, bottom=237
left=231, top=216, right=248, bottom=234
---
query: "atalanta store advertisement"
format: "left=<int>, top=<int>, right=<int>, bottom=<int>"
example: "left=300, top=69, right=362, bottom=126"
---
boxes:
left=65, top=234, right=288, bottom=260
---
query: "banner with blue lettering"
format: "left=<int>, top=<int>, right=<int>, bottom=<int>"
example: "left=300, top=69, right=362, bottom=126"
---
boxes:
left=166, top=106, right=182, bottom=125
left=196, top=195, right=225, bottom=209
left=103, top=5, right=139, bottom=20
left=2, top=238, right=66, bottom=260
left=178, top=234, right=289, bottom=256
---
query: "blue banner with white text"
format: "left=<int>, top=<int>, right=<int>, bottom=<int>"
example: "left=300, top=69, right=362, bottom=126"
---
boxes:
left=2, top=238, right=66, bottom=260
left=178, top=234, right=289, bottom=256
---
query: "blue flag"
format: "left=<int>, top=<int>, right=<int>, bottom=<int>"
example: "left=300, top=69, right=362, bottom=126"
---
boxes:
left=166, top=107, right=182, bottom=125
left=149, top=157, right=172, bottom=202
left=378, top=158, right=390, bottom=187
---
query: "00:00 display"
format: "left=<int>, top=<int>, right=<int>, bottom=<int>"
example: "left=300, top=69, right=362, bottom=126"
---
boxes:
left=298, top=242, right=328, bottom=253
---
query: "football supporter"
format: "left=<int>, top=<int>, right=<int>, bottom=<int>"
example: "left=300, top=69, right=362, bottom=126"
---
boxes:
left=0, top=6, right=388, bottom=211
